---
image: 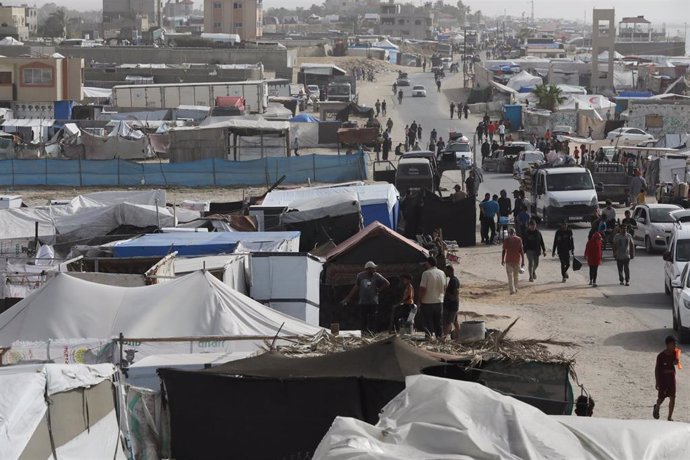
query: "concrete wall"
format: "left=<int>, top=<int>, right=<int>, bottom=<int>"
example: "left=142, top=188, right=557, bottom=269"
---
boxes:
left=627, top=100, right=690, bottom=137
left=85, top=67, right=263, bottom=87
left=615, top=41, right=686, bottom=57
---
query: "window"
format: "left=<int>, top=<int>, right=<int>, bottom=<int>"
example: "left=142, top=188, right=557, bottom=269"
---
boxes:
left=233, top=2, right=242, bottom=7
left=213, top=1, right=222, bottom=7
left=214, top=22, right=221, bottom=28
left=0, top=72, right=10, bottom=85
left=22, top=67, right=52, bottom=85
left=234, top=22, right=243, bottom=27
left=646, top=115, right=664, bottom=129
left=415, top=19, right=421, bottom=25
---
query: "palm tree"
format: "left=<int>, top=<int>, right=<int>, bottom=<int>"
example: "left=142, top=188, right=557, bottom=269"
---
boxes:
left=533, top=84, right=566, bottom=111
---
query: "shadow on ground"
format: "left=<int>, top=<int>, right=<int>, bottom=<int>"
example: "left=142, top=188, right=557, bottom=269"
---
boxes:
left=604, top=328, right=675, bottom=352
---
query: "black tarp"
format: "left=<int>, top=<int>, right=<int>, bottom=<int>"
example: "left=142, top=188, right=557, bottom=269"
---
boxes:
left=401, top=189, right=477, bottom=247
left=335, top=103, right=375, bottom=122
left=159, top=338, right=444, bottom=460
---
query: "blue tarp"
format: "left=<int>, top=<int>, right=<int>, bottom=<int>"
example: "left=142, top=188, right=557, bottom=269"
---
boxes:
left=289, top=113, right=320, bottom=123
left=0, top=153, right=368, bottom=187
left=112, top=231, right=301, bottom=257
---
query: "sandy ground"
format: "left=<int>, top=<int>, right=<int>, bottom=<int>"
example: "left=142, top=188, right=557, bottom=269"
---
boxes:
left=5, top=64, right=683, bottom=422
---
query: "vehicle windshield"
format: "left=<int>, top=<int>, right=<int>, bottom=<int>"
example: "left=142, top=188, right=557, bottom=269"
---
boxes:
left=413, top=86, right=425, bottom=90
left=398, top=164, right=431, bottom=176
left=329, top=85, right=350, bottom=95
left=676, top=239, right=690, bottom=263
left=449, top=143, right=471, bottom=152
left=649, top=208, right=677, bottom=223
left=545, top=172, right=594, bottom=191
left=523, top=153, right=543, bottom=162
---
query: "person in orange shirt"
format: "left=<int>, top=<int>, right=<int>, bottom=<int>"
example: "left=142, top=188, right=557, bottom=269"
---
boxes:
left=654, top=336, right=679, bottom=421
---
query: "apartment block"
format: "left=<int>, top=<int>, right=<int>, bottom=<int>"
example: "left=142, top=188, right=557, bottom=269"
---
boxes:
left=204, top=0, right=263, bottom=41
left=0, top=5, right=29, bottom=41
left=0, top=56, right=84, bottom=103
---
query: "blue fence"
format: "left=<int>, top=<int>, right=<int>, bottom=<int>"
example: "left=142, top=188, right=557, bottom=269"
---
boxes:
left=0, top=153, right=368, bottom=187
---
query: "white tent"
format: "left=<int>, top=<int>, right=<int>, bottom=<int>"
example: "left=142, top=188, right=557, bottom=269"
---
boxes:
left=314, top=375, right=690, bottom=459
left=598, top=49, right=624, bottom=60
left=372, top=39, right=399, bottom=50
left=0, top=271, right=323, bottom=361
left=0, top=363, right=125, bottom=460
left=0, top=36, right=23, bottom=46
left=506, top=70, right=543, bottom=91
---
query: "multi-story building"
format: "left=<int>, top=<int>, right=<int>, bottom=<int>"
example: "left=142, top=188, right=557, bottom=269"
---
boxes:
left=0, top=56, right=84, bottom=103
left=103, top=0, right=161, bottom=36
left=164, top=0, right=195, bottom=19
left=0, top=5, right=29, bottom=41
left=204, top=0, right=263, bottom=41
left=22, top=5, right=37, bottom=37
left=379, top=0, right=432, bottom=40
left=323, top=0, right=378, bottom=14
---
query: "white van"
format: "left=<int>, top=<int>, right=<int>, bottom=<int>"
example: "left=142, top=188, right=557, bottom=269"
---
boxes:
left=664, top=219, right=690, bottom=295
left=531, top=166, right=598, bottom=226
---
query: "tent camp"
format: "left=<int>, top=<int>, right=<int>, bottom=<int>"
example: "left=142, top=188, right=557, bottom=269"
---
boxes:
left=0, top=271, right=323, bottom=364
left=313, top=374, right=690, bottom=459
left=158, top=337, right=445, bottom=460
left=258, top=182, right=399, bottom=230
left=111, top=231, right=301, bottom=257
left=0, top=364, right=126, bottom=460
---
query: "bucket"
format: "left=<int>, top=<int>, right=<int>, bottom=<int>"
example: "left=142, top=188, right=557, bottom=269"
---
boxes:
left=458, top=320, right=486, bottom=342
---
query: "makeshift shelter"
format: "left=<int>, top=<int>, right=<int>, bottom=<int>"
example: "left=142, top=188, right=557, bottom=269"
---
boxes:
left=335, top=103, right=375, bottom=122
left=314, top=374, right=690, bottom=459
left=158, top=337, right=445, bottom=460
left=0, top=271, right=323, bottom=364
left=173, top=254, right=250, bottom=294
left=257, top=182, right=399, bottom=230
left=321, top=222, right=429, bottom=329
left=167, top=118, right=290, bottom=162
left=289, top=112, right=320, bottom=148
left=112, top=231, right=300, bottom=257
left=0, top=364, right=126, bottom=460
left=506, top=70, right=543, bottom=91
left=280, top=192, right=363, bottom=251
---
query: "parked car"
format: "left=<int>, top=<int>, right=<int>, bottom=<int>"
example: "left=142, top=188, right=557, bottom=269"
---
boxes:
left=411, top=85, right=427, bottom=97
left=513, top=150, right=545, bottom=179
left=441, top=57, right=452, bottom=70
left=530, top=166, right=598, bottom=226
left=552, top=125, right=573, bottom=141
left=396, top=77, right=411, bottom=86
left=664, top=224, right=690, bottom=296
left=671, top=262, right=690, bottom=343
left=395, top=158, right=435, bottom=195
left=632, top=204, right=682, bottom=253
left=607, top=127, right=655, bottom=144
left=443, top=141, right=473, bottom=169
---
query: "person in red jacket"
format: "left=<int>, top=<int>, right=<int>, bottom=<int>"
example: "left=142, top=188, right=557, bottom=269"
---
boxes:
left=584, top=231, right=603, bottom=287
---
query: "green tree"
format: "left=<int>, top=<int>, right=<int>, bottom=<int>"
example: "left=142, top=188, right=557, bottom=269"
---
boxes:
left=41, top=7, right=67, bottom=38
left=533, top=84, right=566, bottom=111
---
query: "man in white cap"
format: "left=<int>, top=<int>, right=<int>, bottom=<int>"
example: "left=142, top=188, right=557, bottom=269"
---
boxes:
left=341, top=261, right=390, bottom=333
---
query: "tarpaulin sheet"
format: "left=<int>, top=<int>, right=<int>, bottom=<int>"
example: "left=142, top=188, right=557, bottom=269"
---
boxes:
left=314, top=374, right=690, bottom=460
left=0, top=153, right=367, bottom=187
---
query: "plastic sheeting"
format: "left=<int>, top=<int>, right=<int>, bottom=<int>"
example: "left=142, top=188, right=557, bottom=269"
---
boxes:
left=506, top=70, right=543, bottom=91
left=0, top=271, right=322, bottom=346
left=0, top=153, right=368, bottom=187
left=314, top=375, right=690, bottom=459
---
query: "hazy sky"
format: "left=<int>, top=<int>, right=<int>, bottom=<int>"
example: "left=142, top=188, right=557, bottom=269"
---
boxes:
left=28, top=0, right=690, bottom=27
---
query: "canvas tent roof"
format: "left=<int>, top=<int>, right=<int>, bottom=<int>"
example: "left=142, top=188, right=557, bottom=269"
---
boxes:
left=0, top=271, right=321, bottom=346
left=325, top=221, right=428, bottom=264
left=263, top=183, right=399, bottom=212
left=289, top=113, right=320, bottom=123
left=0, top=363, right=124, bottom=460
left=372, top=39, right=399, bottom=50
left=112, top=231, right=301, bottom=257
left=281, top=193, right=361, bottom=224
left=314, top=374, right=690, bottom=459
left=506, top=70, right=543, bottom=91
left=336, top=103, right=375, bottom=121
left=202, top=337, right=441, bottom=380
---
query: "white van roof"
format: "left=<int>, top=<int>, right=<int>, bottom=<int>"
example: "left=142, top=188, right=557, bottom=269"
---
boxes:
left=541, top=167, right=588, bottom=174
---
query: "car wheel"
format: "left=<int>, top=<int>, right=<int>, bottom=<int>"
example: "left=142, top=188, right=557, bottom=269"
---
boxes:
left=542, top=210, right=551, bottom=228
left=645, top=236, right=654, bottom=254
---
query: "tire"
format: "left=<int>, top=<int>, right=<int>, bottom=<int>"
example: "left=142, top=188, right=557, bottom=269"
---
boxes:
left=542, top=210, right=550, bottom=228
left=645, top=236, right=654, bottom=254
left=680, top=325, right=690, bottom=344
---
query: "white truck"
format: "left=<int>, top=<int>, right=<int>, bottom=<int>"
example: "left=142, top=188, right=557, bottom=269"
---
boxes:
left=112, top=80, right=268, bottom=113
left=531, top=166, right=599, bottom=226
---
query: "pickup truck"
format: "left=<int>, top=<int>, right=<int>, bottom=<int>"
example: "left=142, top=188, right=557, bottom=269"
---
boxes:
left=483, top=149, right=517, bottom=173
left=588, top=162, right=631, bottom=205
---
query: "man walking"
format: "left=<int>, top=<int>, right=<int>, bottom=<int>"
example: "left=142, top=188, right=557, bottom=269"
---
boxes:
left=442, top=265, right=460, bottom=339
left=629, top=168, right=647, bottom=207
left=479, top=193, right=499, bottom=244
left=613, top=225, right=635, bottom=285
left=552, top=221, right=575, bottom=282
left=375, top=99, right=381, bottom=117
left=654, top=336, right=679, bottom=421
left=450, top=101, right=455, bottom=119
left=418, top=256, right=447, bottom=339
left=522, top=219, right=546, bottom=282
left=381, top=100, right=387, bottom=116
left=502, top=228, right=524, bottom=295
left=341, top=261, right=390, bottom=333
left=481, top=140, right=490, bottom=165
left=498, top=121, right=506, bottom=144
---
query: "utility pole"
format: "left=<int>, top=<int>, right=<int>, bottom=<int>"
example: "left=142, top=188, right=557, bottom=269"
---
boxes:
left=531, top=0, right=534, bottom=26
left=463, top=24, right=467, bottom=88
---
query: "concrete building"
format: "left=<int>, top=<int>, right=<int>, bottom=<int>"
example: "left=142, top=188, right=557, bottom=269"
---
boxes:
left=103, top=0, right=161, bottom=34
left=164, top=0, right=195, bottom=19
left=379, top=1, right=432, bottom=40
left=23, top=5, right=37, bottom=37
left=323, top=0, right=378, bottom=13
left=627, top=97, right=690, bottom=138
left=0, top=5, right=29, bottom=41
left=204, top=0, right=263, bottom=42
left=591, top=9, right=615, bottom=93
left=0, top=56, right=84, bottom=103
